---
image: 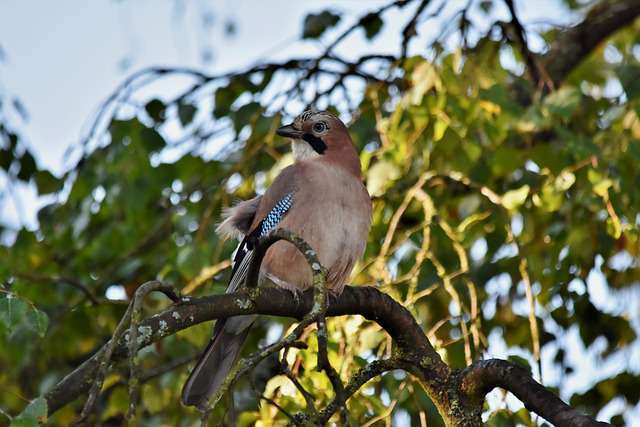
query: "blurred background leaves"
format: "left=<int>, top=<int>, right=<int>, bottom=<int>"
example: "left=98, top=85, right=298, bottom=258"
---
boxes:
left=1, top=0, right=640, bottom=425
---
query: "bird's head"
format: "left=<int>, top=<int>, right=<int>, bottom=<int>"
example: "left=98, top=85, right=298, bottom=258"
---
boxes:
left=276, top=110, right=356, bottom=163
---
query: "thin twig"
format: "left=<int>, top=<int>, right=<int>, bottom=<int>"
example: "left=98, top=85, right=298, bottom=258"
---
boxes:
left=126, top=280, right=180, bottom=423
left=316, top=317, right=348, bottom=423
left=518, top=259, right=541, bottom=382
left=318, top=358, right=399, bottom=424
left=504, top=0, right=554, bottom=90
left=401, top=0, right=433, bottom=61
left=12, top=272, right=99, bottom=305
left=282, top=364, right=318, bottom=416
left=70, top=303, right=135, bottom=426
left=260, top=394, right=299, bottom=424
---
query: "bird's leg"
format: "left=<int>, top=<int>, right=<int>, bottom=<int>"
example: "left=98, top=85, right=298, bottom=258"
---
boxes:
left=288, top=286, right=304, bottom=306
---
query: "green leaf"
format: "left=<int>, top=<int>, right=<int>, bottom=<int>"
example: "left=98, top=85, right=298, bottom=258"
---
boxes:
left=501, top=185, right=529, bottom=210
left=366, top=160, right=400, bottom=197
left=361, top=13, right=383, bottom=40
left=588, top=169, right=613, bottom=198
left=9, top=397, right=47, bottom=426
left=23, top=397, right=47, bottom=422
left=544, top=87, right=581, bottom=119
left=0, top=147, right=14, bottom=170
left=410, top=61, right=441, bottom=104
left=34, top=170, right=61, bottom=194
left=140, top=127, right=166, bottom=152
left=554, top=170, right=575, bottom=191
left=17, top=151, right=37, bottom=181
left=490, top=146, right=522, bottom=177
left=0, top=294, right=29, bottom=333
left=616, top=63, right=640, bottom=100
left=10, top=415, right=39, bottom=427
left=26, top=307, right=49, bottom=337
left=178, top=103, right=197, bottom=126
left=593, top=178, right=613, bottom=198
left=302, top=10, right=341, bottom=39
left=232, top=102, right=262, bottom=133
left=606, top=217, right=622, bottom=239
left=433, top=119, right=448, bottom=141
left=144, top=98, right=166, bottom=122
left=485, top=410, right=515, bottom=427
left=214, top=78, right=253, bottom=118
left=507, top=355, right=532, bottom=374
left=479, top=84, right=523, bottom=115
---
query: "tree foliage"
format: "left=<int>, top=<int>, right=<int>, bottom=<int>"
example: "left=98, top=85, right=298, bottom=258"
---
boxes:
left=1, top=0, right=640, bottom=426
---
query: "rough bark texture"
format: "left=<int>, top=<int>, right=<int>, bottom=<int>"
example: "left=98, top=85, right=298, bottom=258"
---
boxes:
left=542, top=0, right=640, bottom=87
left=461, top=359, right=610, bottom=427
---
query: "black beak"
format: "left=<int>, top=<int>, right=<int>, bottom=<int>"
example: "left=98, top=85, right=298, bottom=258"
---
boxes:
left=276, top=123, right=304, bottom=139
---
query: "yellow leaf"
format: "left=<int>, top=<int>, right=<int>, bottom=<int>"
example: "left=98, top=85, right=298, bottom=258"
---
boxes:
left=366, top=160, right=400, bottom=197
left=502, top=185, right=530, bottom=210
left=410, top=62, right=442, bottom=104
left=554, top=170, right=576, bottom=191
left=593, top=179, right=613, bottom=198
left=433, top=119, right=448, bottom=141
left=478, top=100, right=501, bottom=115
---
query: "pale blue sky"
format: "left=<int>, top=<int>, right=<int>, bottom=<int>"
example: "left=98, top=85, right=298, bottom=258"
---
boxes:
left=0, top=0, right=568, bottom=174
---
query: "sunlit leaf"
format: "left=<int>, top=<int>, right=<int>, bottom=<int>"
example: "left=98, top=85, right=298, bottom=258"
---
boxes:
left=501, top=185, right=529, bottom=210
left=366, top=160, right=400, bottom=197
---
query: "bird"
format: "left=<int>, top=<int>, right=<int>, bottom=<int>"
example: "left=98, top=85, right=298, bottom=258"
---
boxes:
left=181, top=110, right=372, bottom=410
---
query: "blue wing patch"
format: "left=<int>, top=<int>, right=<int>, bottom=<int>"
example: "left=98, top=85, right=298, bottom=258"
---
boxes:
left=259, top=192, right=293, bottom=237
left=226, top=193, right=294, bottom=292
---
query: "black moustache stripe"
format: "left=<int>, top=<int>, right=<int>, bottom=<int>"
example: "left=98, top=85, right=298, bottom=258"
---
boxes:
left=302, top=133, right=327, bottom=154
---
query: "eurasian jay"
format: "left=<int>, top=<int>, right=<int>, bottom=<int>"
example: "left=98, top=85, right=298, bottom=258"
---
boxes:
left=181, top=110, right=372, bottom=409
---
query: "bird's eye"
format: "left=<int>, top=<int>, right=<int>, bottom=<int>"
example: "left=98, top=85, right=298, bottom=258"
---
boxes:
left=312, top=121, right=327, bottom=133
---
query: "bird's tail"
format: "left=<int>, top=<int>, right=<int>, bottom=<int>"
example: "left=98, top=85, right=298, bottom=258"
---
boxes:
left=181, top=316, right=254, bottom=410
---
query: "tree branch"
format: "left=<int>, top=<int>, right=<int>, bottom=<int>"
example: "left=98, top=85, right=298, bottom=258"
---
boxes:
left=318, top=358, right=400, bottom=424
left=461, top=359, right=610, bottom=427
left=40, top=231, right=608, bottom=426
left=43, top=285, right=442, bottom=417
left=401, top=0, right=432, bottom=60
left=542, top=0, right=640, bottom=87
left=504, top=0, right=553, bottom=89
left=41, top=280, right=607, bottom=426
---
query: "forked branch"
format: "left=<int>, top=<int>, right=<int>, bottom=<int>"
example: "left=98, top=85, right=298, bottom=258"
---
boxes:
left=42, top=233, right=606, bottom=426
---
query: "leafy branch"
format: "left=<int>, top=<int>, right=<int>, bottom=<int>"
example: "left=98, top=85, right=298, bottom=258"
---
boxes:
left=41, top=232, right=608, bottom=426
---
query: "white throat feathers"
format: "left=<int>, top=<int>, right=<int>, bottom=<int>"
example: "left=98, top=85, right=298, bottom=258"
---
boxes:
left=291, top=139, right=321, bottom=161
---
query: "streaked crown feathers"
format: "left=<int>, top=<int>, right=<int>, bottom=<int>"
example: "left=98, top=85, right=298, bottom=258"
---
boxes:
left=293, top=110, right=339, bottom=129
